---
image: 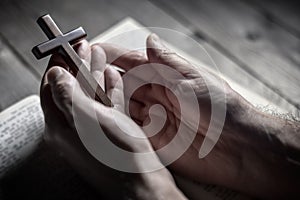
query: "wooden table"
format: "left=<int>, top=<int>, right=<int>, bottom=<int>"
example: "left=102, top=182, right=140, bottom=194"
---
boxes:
left=0, top=0, right=299, bottom=199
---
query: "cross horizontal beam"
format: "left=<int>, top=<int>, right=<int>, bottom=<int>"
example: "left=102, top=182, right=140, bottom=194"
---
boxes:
left=32, top=27, right=86, bottom=59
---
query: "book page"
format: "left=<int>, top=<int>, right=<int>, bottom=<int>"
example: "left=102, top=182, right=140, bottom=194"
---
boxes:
left=0, top=95, right=44, bottom=178
left=0, top=96, right=99, bottom=199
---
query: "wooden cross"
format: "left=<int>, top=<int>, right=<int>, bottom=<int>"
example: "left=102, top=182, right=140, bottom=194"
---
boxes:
left=32, top=14, right=113, bottom=107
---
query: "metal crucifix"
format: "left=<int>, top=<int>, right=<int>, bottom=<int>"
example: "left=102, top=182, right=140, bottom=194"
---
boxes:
left=32, top=14, right=113, bottom=107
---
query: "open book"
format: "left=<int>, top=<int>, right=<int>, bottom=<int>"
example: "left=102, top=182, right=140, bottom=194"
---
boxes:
left=0, top=18, right=294, bottom=199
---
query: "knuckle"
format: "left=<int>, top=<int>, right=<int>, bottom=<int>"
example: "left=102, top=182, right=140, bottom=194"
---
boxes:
left=53, top=80, right=74, bottom=104
left=127, top=50, right=144, bottom=57
left=126, top=51, right=147, bottom=65
left=91, top=43, right=101, bottom=50
left=157, top=49, right=176, bottom=59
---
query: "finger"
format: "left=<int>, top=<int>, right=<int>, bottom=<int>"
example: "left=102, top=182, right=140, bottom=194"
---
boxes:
left=146, top=34, right=197, bottom=76
left=46, top=66, right=88, bottom=124
left=123, top=78, right=152, bottom=104
left=47, top=40, right=91, bottom=75
left=99, top=43, right=148, bottom=71
left=40, top=79, right=67, bottom=128
left=122, top=75, right=170, bottom=108
left=91, top=44, right=107, bottom=90
left=76, top=40, right=91, bottom=65
left=105, top=66, right=124, bottom=111
left=48, top=54, right=68, bottom=70
left=128, top=100, right=147, bottom=122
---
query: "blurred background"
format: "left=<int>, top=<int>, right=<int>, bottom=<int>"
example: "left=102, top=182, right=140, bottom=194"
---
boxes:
left=0, top=0, right=299, bottom=199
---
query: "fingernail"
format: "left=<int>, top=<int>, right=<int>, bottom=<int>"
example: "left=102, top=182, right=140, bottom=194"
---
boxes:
left=151, top=33, right=160, bottom=42
left=150, top=33, right=166, bottom=49
left=80, top=40, right=89, bottom=51
left=78, top=40, right=89, bottom=57
left=151, top=33, right=162, bottom=46
left=47, top=67, right=63, bottom=84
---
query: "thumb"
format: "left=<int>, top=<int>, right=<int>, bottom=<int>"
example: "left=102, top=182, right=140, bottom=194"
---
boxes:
left=146, top=33, right=195, bottom=76
left=47, top=66, right=87, bottom=124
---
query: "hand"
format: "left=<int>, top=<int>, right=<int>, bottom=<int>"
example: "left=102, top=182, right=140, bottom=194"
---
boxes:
left=40, top=40, right=186, bottom=200
left=99, top=33, right=243, bottom=190
left=100, top=34, right=300, bottom=199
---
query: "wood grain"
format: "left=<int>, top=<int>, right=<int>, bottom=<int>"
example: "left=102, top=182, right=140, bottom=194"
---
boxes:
left=152, top=0, right=300, bottom=110
left=246, top=0, right=300, bottom=37
left=1, top=0, right=299, bottom=115
left=0, top=35, right=39, bottom=111
left=0, top=0, right=192, bottom=76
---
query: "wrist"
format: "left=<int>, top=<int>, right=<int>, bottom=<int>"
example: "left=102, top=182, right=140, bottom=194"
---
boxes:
left=226, top=92, right=300, bottom=198
left=128, top=169, right=186, bottom=200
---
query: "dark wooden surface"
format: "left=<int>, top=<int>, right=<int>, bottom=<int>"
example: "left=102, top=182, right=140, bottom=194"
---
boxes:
left=1, top=0, right=299, bottom=114
left=151, top=0, right=300, bottom=111
left=0, top=0, right=299, bottom=199
left=248, top=0, right=300, bottom=36
left=0, top=36, right=39, bottom=110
